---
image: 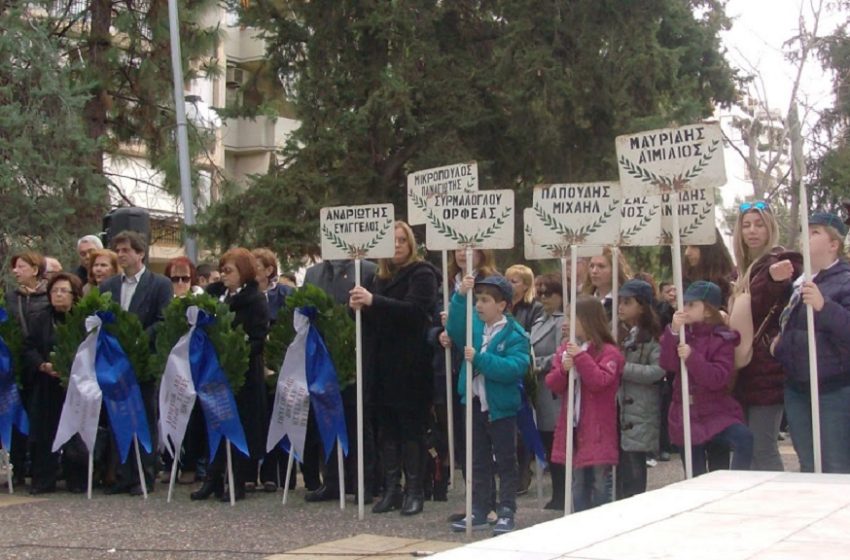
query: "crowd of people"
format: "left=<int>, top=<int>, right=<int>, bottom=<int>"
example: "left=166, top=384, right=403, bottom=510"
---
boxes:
left=3, top=202, right=850, bottom=537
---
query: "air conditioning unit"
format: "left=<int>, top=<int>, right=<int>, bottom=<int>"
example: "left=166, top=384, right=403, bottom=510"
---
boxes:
left=226, top=66, right=245, bottom=88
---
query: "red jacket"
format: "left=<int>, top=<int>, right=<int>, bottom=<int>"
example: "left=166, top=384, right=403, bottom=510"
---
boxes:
left=546, top=342, right=623, bottom=468
left=660, top=323, right=743, bottom=446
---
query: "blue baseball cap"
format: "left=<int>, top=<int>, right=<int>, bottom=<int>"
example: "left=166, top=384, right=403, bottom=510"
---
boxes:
left=809, top=212, right=848, bottom=237
left=619, top=279, right=654, bottom=305
left=683, top=281, right=722, bottom=309
left=474, top=275, right=513, bottom=302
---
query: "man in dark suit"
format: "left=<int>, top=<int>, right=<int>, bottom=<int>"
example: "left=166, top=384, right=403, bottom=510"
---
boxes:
left=302, top=259, right=377, bottom=502
left=100, top=230, right=172, bottom=495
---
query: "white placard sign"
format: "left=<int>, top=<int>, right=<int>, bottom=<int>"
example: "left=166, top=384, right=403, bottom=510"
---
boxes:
left=616, top=123, right=726, bottom=196
left=523, top=208, right=604, bottom=260
left=423, top=189, right=514, bottom=250
left=320, top=204, right=395, bottom=260
left=407, top=162, right=478, bottom=226
left=617, top=188, right=716, bottom=246
left=531, top=182, right=622, bottom=246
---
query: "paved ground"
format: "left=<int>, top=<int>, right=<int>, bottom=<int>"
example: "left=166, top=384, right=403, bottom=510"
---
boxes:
left=0, top=441, right=799, bottom=560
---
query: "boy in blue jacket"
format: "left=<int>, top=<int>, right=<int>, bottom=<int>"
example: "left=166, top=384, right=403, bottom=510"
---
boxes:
left=446, top=274, right=530, bottom=535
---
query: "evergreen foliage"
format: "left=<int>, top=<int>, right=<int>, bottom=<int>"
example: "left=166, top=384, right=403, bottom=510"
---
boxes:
left=151, top=294, right=249, bottom=393
left=200, top=1, right=737, bottom=263
left=51, top=290, right=150, bottom=387
left=265, top=284, right=356, bottom=390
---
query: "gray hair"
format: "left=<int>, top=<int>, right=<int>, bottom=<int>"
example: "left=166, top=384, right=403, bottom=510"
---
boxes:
left=76, top=235, right=103, bottom=250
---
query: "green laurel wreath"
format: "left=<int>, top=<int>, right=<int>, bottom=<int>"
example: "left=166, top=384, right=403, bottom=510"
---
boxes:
left=533, top=201, right=618, bottom=245
left=412, top=192, right=512, bottom=247
left=0, top=292, right=25, bottom=389
left=618, top=139, right=721, bottom=191
left=618, top=205, right=659, bottom=246
left=51, top=290, right=151, bottom=388
left=524, top=223, right=571, bottom=258
left=265, top=284, right=356, bottom=390
left=321, top=218, right=393, bottom=259
left=151, top=294, right=249, bottom=393
left=660, top=200, right=714, bottom=245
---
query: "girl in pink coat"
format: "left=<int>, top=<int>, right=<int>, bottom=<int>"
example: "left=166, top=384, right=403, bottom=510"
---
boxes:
left=659, top=281, right=753, bottom=476
left=546, top=296, right=624, bottom=512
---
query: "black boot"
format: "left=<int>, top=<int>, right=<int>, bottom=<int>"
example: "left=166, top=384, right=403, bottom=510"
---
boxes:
left=400, top=440, right=424, bottom=516
left=545, top=463, right=566, bottom=510
left=372, top=441, right=402, bottom=513
left=191, top=475, right=223, bottom=501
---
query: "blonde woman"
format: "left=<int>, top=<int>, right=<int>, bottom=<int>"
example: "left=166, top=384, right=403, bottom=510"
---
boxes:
left=729, top=201, right=801, bottom=471
left=505, top=264, right=543, bottom=333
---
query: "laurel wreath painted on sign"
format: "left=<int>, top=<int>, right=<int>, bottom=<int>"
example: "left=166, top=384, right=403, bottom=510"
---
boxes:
left=532, top=201, right=618, bottom=246
left=618, top=140, right=721, bottom=192
left=412, top=192, right=511, bottom=248
left=52, top=289, right=151, bottom=388
left=321, top=217, right=393, bottom=259
left=617, top=205, right=660, bottom=246
left=660, top=200, right=714, bottom=245
left=524, top=223, right=571, bottom=258
left=151, top=294, right=249, bottom=393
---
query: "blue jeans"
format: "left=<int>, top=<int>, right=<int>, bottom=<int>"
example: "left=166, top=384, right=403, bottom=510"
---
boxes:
left=572, top=465, right=612, bottom=512
left=785, top=384, right=850, bottom=473
left=689, top=423, right=753, bottom=477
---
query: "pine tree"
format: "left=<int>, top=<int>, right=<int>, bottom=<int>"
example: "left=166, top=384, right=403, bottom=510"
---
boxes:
left=0, top=7, right=102, bottom=272
left=198, top=1, right=736, bottom=262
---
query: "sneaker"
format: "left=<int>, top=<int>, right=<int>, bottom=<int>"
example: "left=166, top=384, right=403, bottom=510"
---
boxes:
left=450, top=512, right=490, bottom=532
left=659, top=451, right=672, bottom=462
left=646, top=458, right=658, bottom=468
left=493, top=515, right=515, bottom=536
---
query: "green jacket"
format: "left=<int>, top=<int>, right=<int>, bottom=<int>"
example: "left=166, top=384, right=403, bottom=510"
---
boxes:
left=446, top=291, right=530, bottom=421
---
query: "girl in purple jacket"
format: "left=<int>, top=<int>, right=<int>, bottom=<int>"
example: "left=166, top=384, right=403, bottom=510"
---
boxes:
left=660, top=281, right=753, bottom=476
left=547, top=296, right=624, bottom=512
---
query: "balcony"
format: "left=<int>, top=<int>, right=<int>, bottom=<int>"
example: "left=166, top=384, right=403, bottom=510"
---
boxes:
left=224, top=26, right=266, bottom=64
left=222, top=116, right=299, bottom=154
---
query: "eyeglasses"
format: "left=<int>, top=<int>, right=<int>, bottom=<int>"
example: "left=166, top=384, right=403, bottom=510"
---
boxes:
left=739, top=201, right=770, bottom=213
left=170, top=276, right=191, bottom=284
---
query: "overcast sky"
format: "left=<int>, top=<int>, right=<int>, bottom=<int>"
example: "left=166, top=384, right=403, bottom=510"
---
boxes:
left=716, top=0, right=844, bottom=207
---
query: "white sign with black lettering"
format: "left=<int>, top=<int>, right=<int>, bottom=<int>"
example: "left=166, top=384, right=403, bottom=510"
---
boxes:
left=617, top=188, right=716, bottom=246
left=407, top=162, right=478, bottom=226
left=320, top=204, right=395, bottom=260
left=616, top=123, right=726, bottom=196
left=531, top=182, right=621, bottom=247
left=523, top=209, right=603, bottom=260
left=423, top=190, right=514, bottom=250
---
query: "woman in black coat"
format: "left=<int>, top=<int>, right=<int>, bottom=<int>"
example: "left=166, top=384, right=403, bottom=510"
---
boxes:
left=23, top=272, right=85, bottom=494
left=192, top=248, right=269, bottom=502
left=350, top=221, right=439, bottom=516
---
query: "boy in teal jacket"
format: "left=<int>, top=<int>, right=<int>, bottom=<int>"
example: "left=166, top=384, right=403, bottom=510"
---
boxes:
left=446, top=274, right=530, bottom=535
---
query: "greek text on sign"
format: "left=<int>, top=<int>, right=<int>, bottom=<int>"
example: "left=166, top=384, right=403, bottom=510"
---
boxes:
left=616, top=123, right=726, bottom=196
left=424, top=190, right=514, bottom=250
left=320, top=204, right=395, bottom=260
left=618, top=189, right=716, bottom=246
left=531, top=182, right=621, bottom=247
left=407, top=162, right=478, bottom=226
left=523, top=209, right=604, bottom=260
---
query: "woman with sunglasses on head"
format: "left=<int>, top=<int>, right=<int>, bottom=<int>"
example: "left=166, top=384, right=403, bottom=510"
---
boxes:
left=728, top=200, right=801, bottom=471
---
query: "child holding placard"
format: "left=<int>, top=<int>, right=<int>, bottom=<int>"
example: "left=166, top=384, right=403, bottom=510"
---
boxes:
left=616, top=280, right=665, bottom=499
left=659, top=281, right=753, bottom=476
left=546, top=296, right=624, bottom=512
left=446, top=274, right=529, bottom=535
